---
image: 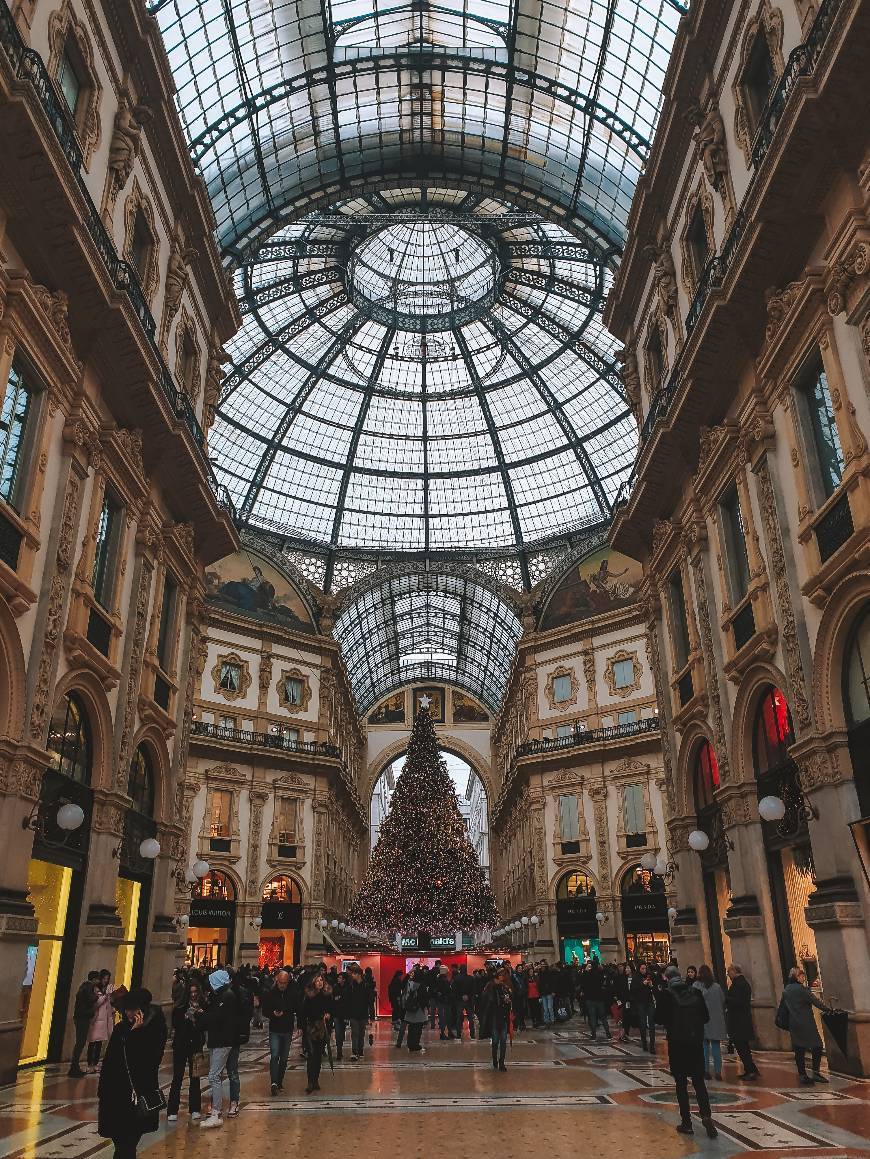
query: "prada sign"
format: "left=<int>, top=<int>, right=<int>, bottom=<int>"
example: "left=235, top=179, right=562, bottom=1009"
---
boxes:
left=620, top=892, right=669, bottom=932
left=556, top=895, right=598, bottom=936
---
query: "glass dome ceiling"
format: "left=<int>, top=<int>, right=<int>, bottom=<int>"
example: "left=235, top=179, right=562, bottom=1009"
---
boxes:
left=151, top=0, right=684, bottom=579
left=211, top=186, right=636, bottom=561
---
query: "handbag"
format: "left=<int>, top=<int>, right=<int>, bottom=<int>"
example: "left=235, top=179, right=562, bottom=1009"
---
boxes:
left=122, top=1042, right=167, bottom=1119
left=774, top=996, right=790, bottom=1032
left=192, top=1049, right=210, bottom=1079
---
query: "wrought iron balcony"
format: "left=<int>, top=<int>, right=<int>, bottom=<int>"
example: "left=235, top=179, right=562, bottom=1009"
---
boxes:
left=514, top=715, right=659, bottom=759
left=0, top=0, right=235, bottom=525
left=191, top=718, right=341, bottom=758
left=637, top=0, right=842, bottom=456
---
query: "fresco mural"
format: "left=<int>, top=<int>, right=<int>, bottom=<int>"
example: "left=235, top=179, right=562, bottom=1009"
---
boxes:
left=452, top=690, right=489, bottom=723
left=205, top=552, right=313, bottom=629
left=368, top=692, right=406, bottom=725
left=539, top=549, right=642, bottom=631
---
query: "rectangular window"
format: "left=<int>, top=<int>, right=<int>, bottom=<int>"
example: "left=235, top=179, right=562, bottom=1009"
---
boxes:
left=612, top=659, right=635, bottom=688
left=623, top=784, right=647, bottom=843
left=742, top=31, right=776, bottom=136
left=558, top=794, right=580, bottom=842
left=156, top=572, right=177, bottom=672
left=556, top=724, right=573, bottom=738
left=130, top=211, right=152, bottom=283
left=800, top=357, right=844, bottom=501
left=91, top=490, right=123, bottom=608
left=283, top=676, right=303, bottom=706
left=217, top=715, right=236, bottom=731
left=57, top=47, right=82, bottom=118
left=721, top=485, right=751, bottom=601
left=552, top=673, right=573, bottom=702
left=618, top=710, right=637, bottom=725
left=0, top=361, right=33, bottom=509
left=219, top=662, right=241, bottom=692
left=275, top=797, right=298, bottom=845
left=209, top=789, right=232, bottom=839
left=687, top=204, right=710, bottom=286
left=668, top=569, right=691, bottom=670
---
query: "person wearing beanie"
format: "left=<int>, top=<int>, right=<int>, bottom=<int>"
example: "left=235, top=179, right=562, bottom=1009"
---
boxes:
left=196, top=968, right=238, bottom=1128
left=656, top=967, right=718, bottom=1140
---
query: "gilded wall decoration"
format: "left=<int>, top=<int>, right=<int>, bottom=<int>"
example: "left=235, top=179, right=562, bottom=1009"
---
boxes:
left=539, top=548, right=641, bottom=630
left=689, top=555, right=732, bottom=780
left=276, top=667, right=312, bottom=713
left=604, top=649, right=643, bottom=698
left=211, top=652, right=252, bottom=702
left=116, top=561, right=154, bottom=786
left=246, top=790, right=269, bottom=898
left=755, top=457, right=812, bottom=730
left=544, top=664, right=579, bottom=710
left=205, top=551, right=313, bottom=628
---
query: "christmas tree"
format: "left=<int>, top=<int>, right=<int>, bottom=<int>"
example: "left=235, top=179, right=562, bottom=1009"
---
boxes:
left=350, top=704, right=499, bottom=935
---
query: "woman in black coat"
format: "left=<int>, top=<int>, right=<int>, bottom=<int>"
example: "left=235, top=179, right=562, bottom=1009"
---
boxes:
left=98, top=989, right=168, bottom=1157
left=167, top=979, right=205, bottom=1120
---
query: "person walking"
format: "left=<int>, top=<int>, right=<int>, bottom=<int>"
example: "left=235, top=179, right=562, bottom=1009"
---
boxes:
left=483, top=967, right=513, bottom=1071
left=262, top=969, right=295, bottom=1094
left=97, top=989, right=167, bottom=1158
left=68, top=971, right=99, bottom=1078
left=345, top=966, right=369, bottom=1061
left=197, top=968, right=238, bottom=1128
left=86, top=970, right=115, bottom=1072
left=584, top=962, right=611, bottom=1041
left=629, top=962, right=657, bottom=1054
left=538, top=961, right=556, bottom=1028
left=332, top=972, right=348, bottom=1061
left=725, top=964, right=760, bottom=1080
left=167, top=979, right=204, bottom=1122
left=694, top=965, right=727, bottom=1080
left=780, top=967, right=832, bottom=1085
left=656, top=966, right=717, bottom=1140
left=402, top=966, right=429, bottom=1053
left=301, top=974, right=331, bottom=1093
left=226, top=971, right=253, bottom=1117
left=388, top=969, right=405, bottom=1030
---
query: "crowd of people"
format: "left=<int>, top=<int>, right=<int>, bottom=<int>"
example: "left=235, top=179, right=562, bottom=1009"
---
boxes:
left=79, top=954, right=836, bottom=1155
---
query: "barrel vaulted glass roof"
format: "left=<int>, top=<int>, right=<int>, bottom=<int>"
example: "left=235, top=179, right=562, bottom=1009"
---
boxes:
left=152, top=0, right=684, bottom=583
left=334, top=570, right=523, bottom=713
left=151, top=0, right=683, bottom=250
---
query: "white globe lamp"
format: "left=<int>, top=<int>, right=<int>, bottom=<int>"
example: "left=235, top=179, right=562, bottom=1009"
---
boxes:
left=688, top=830, right=710, bottom=853
left=640, top=851, right=657, bottom=871
left=595, top=911, right=605, bottom=923
left=192, top=859, right=210, bottom=879
left=667, top=907, right=678, bottom=922
left=758, top=795, right=786, bottom=822
left=139, top=837, right=161, bottom=860
left=56, top=803, right=85, bottom=831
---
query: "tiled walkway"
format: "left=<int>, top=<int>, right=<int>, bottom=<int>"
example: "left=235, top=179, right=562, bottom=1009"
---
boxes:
left=4, top=1021, right=868, bottom=1158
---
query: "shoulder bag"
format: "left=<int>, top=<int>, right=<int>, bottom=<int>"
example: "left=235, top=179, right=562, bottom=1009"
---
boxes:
left=122, top=1042, right=167, bottom=1118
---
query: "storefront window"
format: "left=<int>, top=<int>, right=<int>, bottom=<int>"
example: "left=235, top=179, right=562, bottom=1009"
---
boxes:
left=754, top=685, right=794, bottom=774
left=20, top=860, right=73, bottom=1064
left=694, top=740, right=720, bottom=812
left=128, top=746, right=155, bottom=817
left=262, top=875, right=302, bottom=903
left=844, top=607, right=870, bottom=815
left=194, top=870, right=235, bottom=900
left=557, top=872, right=594, bottom=898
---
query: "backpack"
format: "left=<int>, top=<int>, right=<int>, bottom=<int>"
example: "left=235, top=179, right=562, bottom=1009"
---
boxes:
left=669, top=985, right=704, bottom=1043
left=774, top=995, right=790, bottom=1031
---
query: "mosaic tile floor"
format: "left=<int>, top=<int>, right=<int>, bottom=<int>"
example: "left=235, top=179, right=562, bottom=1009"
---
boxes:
left=4, top=1021, right=868, bottom=1158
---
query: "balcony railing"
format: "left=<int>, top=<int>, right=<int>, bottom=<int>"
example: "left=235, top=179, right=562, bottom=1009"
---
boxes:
left=191, top=719, right=341, bottom=758
left=0, top=0, right=235, bottom=524
left=636, top=0, right=842, bottom=456
left=514, top=715, right=659, bottom=759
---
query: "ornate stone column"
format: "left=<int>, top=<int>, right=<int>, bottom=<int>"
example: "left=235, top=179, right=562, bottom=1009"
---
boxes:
left=666, top=816, right=706, bottom=969
left=792, top=737, right=870, bottom=1075
left=238, top=788, right=269, bottom=964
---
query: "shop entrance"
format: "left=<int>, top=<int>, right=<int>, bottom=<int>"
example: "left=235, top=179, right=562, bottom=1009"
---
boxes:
left=555, top=872, right=601, bottom=965
left=621, top=864, right=670, bottom=964
left=258, top=875, right=302, bottom=968
left=560, top=936, right=601, bottom=965
left=186, top=870, right=236, bottom=967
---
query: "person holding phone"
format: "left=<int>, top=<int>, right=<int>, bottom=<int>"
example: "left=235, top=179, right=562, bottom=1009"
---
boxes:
left=97, top=989, right=167, bottom=1158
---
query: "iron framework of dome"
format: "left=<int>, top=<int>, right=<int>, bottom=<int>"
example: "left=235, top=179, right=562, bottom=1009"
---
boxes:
left=151, top=0, right=684, bottom=590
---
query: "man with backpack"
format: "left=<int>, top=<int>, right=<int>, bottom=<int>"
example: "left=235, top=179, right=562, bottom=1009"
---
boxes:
left=656, top=965, right=718, bottom=1139
left=400, top=965, right=429, bottom=1052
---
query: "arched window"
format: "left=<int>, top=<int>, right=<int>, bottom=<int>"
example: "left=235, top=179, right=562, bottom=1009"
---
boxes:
left=621, top=864, right=666, bottom=895
left=128, top=746, right=155, bottom=817
left=844, top=608, right=870, bottom=727
left=195, top=870, right=235, bottom=900
left=693, top=740, right=721, bottom=813
left=262, top=875, right=302, bottom=903
left=557, top=871, right=594, bottom=899
left=753, top=686, right=794, bottom=776
left=47, top=692, right=91, bottom=784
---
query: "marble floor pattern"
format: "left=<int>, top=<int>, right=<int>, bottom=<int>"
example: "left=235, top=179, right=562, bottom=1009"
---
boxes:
left=3, top=1021, right=868, bottom=1158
